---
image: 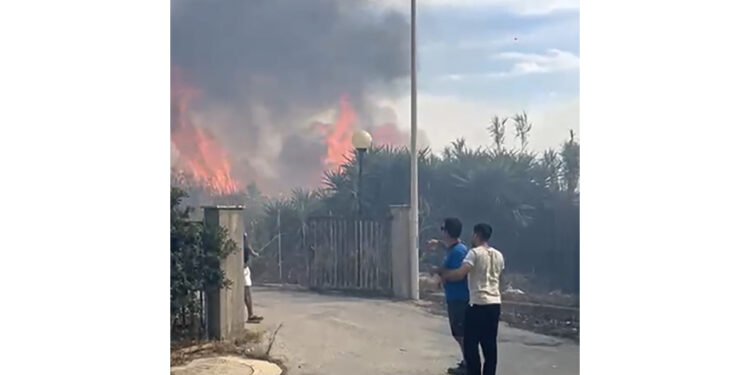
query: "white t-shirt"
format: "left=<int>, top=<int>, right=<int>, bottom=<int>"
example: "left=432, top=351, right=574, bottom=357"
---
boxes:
left=463, top=245, right=505, bottom=305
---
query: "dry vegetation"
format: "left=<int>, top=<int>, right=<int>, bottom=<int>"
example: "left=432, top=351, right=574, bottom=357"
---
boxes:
left=420, top=272, right=579, bottom=341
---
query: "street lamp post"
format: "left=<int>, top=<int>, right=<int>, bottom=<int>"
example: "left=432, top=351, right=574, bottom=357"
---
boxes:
left=352, top=129, right=372, bottom=216
left=408, top=0, right=419, bottom=300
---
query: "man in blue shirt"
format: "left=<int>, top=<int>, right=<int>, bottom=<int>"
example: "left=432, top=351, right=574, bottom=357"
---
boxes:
left=429, top=217, right=470, bottom=374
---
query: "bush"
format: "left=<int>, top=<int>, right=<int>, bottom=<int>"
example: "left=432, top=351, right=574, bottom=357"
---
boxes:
left=171, top=187, right=238, bottom=337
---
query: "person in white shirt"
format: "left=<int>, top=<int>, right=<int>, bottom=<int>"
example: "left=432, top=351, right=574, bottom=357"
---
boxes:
left=441, top=223, right=504, bottom=375
left=243, top=233, right=263, bottom=323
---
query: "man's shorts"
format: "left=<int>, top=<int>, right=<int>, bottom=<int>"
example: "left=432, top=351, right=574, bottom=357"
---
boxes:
left=446, top=299, right=469, bottom=337
left=244, top=267, right=252, bottom=287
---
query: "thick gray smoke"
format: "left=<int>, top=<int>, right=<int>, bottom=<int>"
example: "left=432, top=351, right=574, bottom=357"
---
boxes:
left=171, top=0, right=410, bottom=192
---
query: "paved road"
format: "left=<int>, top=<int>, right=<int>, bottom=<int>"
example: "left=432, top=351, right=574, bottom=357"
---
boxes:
left=248, top=286, right=579, bottom=375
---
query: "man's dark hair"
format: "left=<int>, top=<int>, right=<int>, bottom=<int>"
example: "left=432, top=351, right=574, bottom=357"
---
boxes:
left=473, top=223, right=493, bottom=242
left=442, top=217, right=462, bottom=238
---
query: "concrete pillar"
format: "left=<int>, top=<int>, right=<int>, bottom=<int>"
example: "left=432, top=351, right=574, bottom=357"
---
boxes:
left=203, top=205, right=245, bottom=340
left=390, top=205, right=411, bottom=298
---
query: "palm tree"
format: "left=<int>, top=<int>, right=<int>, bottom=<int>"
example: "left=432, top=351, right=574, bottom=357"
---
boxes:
left=513, top=111, right=533, bottom=152
left=488, top=115, right=508, bottom=153
left=540, top=149, right=562, bottom=192
left=561, top=130, right=580, bottom=199
left=230, top=112, right=581, bottom=292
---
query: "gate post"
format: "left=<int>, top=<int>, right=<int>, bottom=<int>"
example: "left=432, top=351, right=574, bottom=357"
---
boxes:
left=390, top=205, right=411, bottom=298
left=203, top=205, right=245, bottom=340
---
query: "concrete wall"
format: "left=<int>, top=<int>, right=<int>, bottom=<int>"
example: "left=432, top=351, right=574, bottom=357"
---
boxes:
left=390, top=205, right=411, bottom=299
left=203, top=205, right=245, bottom=340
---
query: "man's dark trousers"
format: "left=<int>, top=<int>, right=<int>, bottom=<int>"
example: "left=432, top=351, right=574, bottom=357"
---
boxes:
left=463, top=303, right=501, bottom=375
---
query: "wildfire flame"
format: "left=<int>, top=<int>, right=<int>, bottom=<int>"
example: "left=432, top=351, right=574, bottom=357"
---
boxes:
left=171, top=69, right=239, bottom=195
left=319, top=96, right=409, bottom=172
left=323, top=96, right=357, bottom=170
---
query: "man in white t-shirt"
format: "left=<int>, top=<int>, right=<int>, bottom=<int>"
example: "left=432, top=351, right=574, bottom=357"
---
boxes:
left=441, top=223, right=504, bottom=375
left=243, top=233, right=263, bottom=323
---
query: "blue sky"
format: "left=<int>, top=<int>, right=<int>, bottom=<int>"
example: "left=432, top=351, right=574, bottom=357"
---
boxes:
left=419, top=7, right=579, bottom=100
left=376, top=0, right=580, bottom=152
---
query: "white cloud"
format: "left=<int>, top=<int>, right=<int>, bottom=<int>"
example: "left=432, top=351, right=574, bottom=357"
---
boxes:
left=373, top=0, right=579, bottom=16
left=490, top=49, right=579, bottom=77
left=441, top=74, right=466, bottom=81
left=439, top=49, right=578, bottom=81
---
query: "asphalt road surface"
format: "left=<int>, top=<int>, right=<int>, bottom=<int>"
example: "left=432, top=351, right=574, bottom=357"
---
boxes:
left=248, top=286, right=579, bottom=375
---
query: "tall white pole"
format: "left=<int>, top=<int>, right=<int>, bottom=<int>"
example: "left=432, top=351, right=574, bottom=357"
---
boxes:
left=408, top=0, right=419, bottom=300
left=277, top=207, right=282, bottom=284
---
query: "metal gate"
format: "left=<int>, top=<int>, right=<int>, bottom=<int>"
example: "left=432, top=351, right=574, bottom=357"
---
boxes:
left=307, top=216, right=392, bottom=295
left=171, top=290, right=207, bottom=340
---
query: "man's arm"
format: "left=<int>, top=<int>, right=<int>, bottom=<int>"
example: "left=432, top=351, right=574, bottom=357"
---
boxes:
left=441, top=262, right=471, bottom=281
left=441, top=248, right=475, bottom=281
left=244, top=240, right=260, bottom=258
left=243, top=244, right=259, bottom=268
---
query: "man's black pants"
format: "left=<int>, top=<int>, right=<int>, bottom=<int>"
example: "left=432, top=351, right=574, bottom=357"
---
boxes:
left=464, top=303, right=501, bottom=375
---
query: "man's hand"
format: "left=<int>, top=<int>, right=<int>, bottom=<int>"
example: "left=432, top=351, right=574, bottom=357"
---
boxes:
left=427, top=238, right=441, bottom=251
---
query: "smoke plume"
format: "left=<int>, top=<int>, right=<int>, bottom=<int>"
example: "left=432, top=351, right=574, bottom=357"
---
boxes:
left=171, top=0, right=410, bottom=192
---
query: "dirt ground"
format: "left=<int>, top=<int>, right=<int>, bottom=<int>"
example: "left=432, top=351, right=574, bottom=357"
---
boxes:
left=171, top=356, right=283, bottom=375
left=247, top=286, right=579, bottom=375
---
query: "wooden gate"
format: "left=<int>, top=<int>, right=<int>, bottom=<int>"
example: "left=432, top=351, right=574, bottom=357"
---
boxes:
left=307, top=216, right=392, bottom=295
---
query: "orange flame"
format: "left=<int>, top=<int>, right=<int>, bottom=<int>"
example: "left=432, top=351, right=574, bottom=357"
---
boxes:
left=171, top=69, right=239, bottom=195
left=323, top=96, right=356, bottom=170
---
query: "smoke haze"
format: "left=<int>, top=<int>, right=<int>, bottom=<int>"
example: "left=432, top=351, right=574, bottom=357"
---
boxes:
left=171, top=0, right=411, bottom=192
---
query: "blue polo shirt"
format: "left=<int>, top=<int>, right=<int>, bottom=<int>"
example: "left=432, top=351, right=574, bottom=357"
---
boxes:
left=443, top=242, right=469, bottom=301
